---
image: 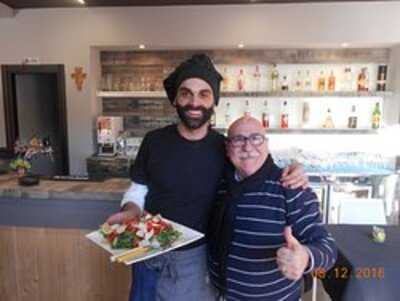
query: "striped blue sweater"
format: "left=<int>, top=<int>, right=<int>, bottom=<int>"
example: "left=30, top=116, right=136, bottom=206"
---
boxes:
left=208, top=156, right=337, bottom=301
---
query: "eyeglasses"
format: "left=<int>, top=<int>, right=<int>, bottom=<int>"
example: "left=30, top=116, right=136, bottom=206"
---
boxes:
left=227, top=133, right=266, bottom=148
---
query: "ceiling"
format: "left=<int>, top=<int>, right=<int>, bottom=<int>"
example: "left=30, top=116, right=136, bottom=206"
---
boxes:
left=1, top=0, right=394, bottom=9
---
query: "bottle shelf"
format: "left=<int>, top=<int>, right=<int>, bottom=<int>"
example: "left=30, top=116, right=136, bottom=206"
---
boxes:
left=97, top=90, right=392, bottom=99
left=221, top=91, right=392, bottom=98
left=214, top=128, right=380, bottom=135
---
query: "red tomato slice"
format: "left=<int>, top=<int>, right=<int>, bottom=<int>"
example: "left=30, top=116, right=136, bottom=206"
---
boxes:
left=146, top=222, right=153, bottom=232
left=107, top=232, right=117, bottom=243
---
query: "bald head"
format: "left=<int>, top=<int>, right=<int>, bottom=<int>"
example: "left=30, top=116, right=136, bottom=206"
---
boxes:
left=226, top=117, right=269, bottom=178
left=228, top=116, right=266, bottom=138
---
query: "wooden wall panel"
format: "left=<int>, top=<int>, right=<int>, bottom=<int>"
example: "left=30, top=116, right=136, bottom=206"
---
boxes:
left=0, top=226, right=18, bottom=301
left=15, top=227, right=41, bottom=301
left=103, top=98, right=176, bottom=117
left=0, top=226, right=131, bottom=301
left=57, top=229, right=83, bottom=301
left=37, top=229, right=60, bottom=301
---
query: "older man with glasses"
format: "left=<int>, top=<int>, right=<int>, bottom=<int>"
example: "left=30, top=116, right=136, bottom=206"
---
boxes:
left=208, top=116, right=337, bottom=301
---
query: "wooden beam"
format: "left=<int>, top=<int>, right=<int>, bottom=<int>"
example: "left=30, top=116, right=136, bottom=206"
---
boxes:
left=0, top=2, right=14, bottom=18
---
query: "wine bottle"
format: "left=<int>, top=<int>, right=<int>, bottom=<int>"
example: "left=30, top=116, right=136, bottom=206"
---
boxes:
left=348, top=105, right=358, bottom=129
left=318, top=71, right=326, bottom=92
left=261, top=100, right=270, bottom=128
left=376, top=65, right=387, bottom=92
left=281, top=101, right=289, bottom=128
left=328, top=71, right=336, bottom=92
left=372, top=102, right=381, bottom=129
left=271, top=64, right=279, bottom=92
left=238, top=68, right=246, bottom=92
left=322, top=108, right=335, bottom=128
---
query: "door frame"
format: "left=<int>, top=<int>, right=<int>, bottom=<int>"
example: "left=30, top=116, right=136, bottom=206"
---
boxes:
left=0, top=64, right=69, bottom=174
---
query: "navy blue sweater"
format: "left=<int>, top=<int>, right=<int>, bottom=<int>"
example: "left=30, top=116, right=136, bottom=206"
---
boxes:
left=208, top=156, right=337, bottom=301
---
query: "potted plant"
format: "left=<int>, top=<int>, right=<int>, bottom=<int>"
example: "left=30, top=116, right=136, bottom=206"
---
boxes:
left=9, top=136, right=53, bottom=186
left=9, top=158, right=32, bottom=177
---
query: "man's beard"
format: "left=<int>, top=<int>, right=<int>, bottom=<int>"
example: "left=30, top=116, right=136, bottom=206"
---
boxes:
left=176, top=104, right=214, bottom=130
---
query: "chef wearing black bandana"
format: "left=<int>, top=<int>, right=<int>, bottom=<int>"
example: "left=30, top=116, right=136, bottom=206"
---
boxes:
left=105, top=54, right=309, bottom=301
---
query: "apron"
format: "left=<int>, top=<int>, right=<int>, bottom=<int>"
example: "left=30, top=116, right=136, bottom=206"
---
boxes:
left=129, top=244, right=217, bottom=301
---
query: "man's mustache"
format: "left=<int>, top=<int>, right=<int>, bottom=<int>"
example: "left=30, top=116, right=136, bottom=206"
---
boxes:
left=238, top=153, right=259, bottom=160
left=181, top=105, right=208, bottom=114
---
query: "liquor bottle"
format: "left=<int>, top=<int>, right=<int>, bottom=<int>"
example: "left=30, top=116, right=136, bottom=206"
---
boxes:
left=328, top=71, right=336, bottom=92
left=365, top=68, right=370, bottom=91
left=357, top=67, right=369, bottom=91
left=222, top=66, right=230, bottom=91
left=304, top=70, right=313, bottom=91
left=342, top=67, right=353, bottom=92
left=348, top=105, right=358, bottom=129
left=372, top=102, right=381, bottom=129
left=225, top=101, right=231, bottom=126
left=261, top=100, right=270, bottom=128
left=253, top=65, right=262, bottom=92
left=318, top=71, right=326, bottom=92
left=244, top=100, right=251, bottom=117
left=238, top=68, right=246, bottom=91
left=294, top=70, right=303, bottom=91
left=281, top=76, right=289, bottom=91
left=271, top=64, right=279, bottom=92
left=302, top=101, right=310, bottom=127
left=280, top=101, right=289, bottom=128
left=322, top=108, right=335, bottom=128
left=376, top=65, right=388, bottom=91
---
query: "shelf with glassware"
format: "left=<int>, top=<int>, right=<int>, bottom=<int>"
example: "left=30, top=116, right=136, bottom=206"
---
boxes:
left=98, top=62, right=389, bottom=96
left=218, top=63, right=388, bottom=94
left=214, top=128, right=379, bottom=135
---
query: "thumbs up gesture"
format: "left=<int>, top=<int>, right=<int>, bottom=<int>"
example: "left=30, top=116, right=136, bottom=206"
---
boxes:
left=276, top=226, right=310, bottom=280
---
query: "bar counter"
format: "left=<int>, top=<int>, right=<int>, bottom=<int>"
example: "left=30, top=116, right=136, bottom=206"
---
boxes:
left=0, top=174, right=132, bottom=301
left=0, top=173, right=130, bottom=201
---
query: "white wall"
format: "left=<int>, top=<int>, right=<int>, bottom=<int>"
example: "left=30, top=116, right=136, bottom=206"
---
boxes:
left=1, top=3, right=400, bottom=174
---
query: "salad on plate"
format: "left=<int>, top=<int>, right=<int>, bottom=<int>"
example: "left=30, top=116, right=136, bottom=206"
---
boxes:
left=100, top=212, right=181, bottom=250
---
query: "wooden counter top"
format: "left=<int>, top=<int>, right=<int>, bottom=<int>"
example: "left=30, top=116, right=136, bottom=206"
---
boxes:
left=0, top=174, right=131, bottom=201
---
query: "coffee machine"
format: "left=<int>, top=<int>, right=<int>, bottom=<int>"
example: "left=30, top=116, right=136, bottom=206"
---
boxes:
left=97, top=116, right=123, bottom=156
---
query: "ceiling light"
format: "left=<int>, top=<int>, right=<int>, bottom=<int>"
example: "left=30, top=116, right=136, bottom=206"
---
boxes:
left=139, top=44, right=146, bottom=49
left=341, top=42, right=349, bottom=48
left=238, top=43, right=245, bottom=49
left=77, top=0, right=85, bottom=4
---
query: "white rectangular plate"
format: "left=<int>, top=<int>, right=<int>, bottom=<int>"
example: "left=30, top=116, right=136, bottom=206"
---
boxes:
left=86, top=218, right=204, bottom=265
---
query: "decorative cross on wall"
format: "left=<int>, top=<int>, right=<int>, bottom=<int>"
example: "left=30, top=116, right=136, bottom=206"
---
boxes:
left=71, top=67, right=87, bottom=91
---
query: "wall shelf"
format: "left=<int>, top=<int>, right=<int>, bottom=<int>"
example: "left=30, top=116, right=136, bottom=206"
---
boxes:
left=221, top=91, right=393, bottom=98
left=215, top=128, right=380, bottom=135
left=97, top=90, right=392, bottom=99
left=97, top=91, right=166, bottom=98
